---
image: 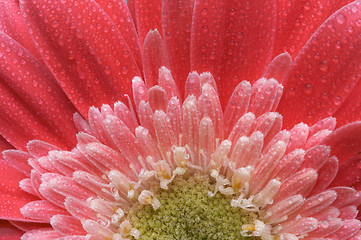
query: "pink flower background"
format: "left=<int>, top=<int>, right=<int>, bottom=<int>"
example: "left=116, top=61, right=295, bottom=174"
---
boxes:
left=0, top=0, right=361, bottom=239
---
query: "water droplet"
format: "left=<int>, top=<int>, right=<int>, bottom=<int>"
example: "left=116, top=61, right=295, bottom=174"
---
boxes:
left=319, top=60, right=329, bottom=72
left=76, top=29, right=83, bottom=39
left=67, top=50, right=75, bottom=60
left=76, top=65, right=86, bottom=80
left=303, top=83, right=313, bottom=94
left=334, top=96, right=342, bottom=106
left=201, top=8, right=207, bottom=16
left=304, top=1, right=311, bottom=11
left=51, top=20, right=60, bottom=28
left=104, top=66, right=111, bottom=75
left=336, top=14, right=345, bottom=24
left=320, top=220, right=330, bottom=229
left=121, top=66, right=128, bottom=75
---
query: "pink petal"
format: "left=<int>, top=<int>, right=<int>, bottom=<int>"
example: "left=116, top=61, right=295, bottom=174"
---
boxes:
left=323, top=122, right=361, bottom=165
left=21, top=200, right=68, bottom=222
left=95, top=0, right=142, bottom=70
left=127, top=0, right=137, bottom=28
left=262, top=53, right=292, bottom=83
left=73, top=171, right=114, bottom=202
left=153, top=110, right=177, bottom=164
left=266, top=195, right=304, bottom=224
left=308, top=218, right=343, bottom=238
left=191, top=0, right=277, bottom=107
left=277, top=0, right=361, bottom=129
left=182, top=96, right=200, bottom=151
left=87, top=107, right=117, bottom=150
left=132, top=77, right=148, bottom=112
left=228, top=113, right=255, bottom=145
left=0, top=33, right=78, bottom=150
left=20, top=0, right=141, bottom=117
left=142, top=30, right=169, bottom=87
left=184, top=72, right=201, bottom=98
left=333, top=78, right=361, bottom=126
left=274, top=168, right=318, bottom=202
left=248, top=79, right=284, bottom=118
left=271, top=149, right=305, bottom=182
left=349, top=231, right=361, bottom=240
left=327, top=219, right=361, bottom=240
left=331, top=187, right=359, bottom=208
left=148, top=86, right=168, bottom=112
left=167, top=97, right=182, bottom=143
left=339, top=206, right=358, bottom=220
left=0, top=220, right=23, bottom=240
left=0, top=0, right=43, bottom=62
left=331, top=153, right=361, bottom=188
left=114, top=101, right=138, bottom=134
left=162, top=0, right=194, bottom=91
left=313, top=206, right=340, bottom=221
left=300, top=145, right=330, bottom=171
left=73, top=113, right=91, bottom=135
left=3, top=150, right=32, bottom=177
left=19, top=178, right=37, bottom=196
left=198, top=84, right=223, bottom=140
left=309, top=117, right=337, bottom=137
left=135, top=0, right=162, bottom=46
left=0, top=161, right=39, bottom=221
left=294, top=190, right=337, bottom=217
left=0, top=136, right=13, bottom=152
left=9, top=221, right=50, bottom=232
left=286, top=123, right=309, bottom=153
left=311, top=156, right=339, bottom=195
left=21, top=228, right=62, bottom=240
left=224, top=81, right=252, bottom=134
left=64, top=197, right=97, bottom=221
left=50, top=215, right=86, bottom=235
left=251, top=112, right=282, bottom=147
left=50, top=176, right=95, bottom=201
left=274, top=0, right=354, bottom=58
left=278, top=217, right=318, bottom=235
left=158, top=67, right=181, bottom=101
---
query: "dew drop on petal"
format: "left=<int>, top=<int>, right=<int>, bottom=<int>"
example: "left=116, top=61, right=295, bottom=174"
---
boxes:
left=319, top=60, right=329, bottom=72
left=303, top=83, right=313, bottom=94
left=334, top=96, right=342, bottom=106
left=336, top=14, right=345, bottom=24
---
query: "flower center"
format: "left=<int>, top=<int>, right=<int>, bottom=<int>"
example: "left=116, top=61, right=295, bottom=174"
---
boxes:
left=127, top=172, right=261, bottom=240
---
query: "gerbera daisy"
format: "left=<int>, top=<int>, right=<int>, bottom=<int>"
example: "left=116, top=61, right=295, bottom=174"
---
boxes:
left=0, top=0, right=361, bottom=239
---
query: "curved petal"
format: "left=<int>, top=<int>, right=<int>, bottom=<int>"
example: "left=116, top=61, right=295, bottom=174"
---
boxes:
left=0, top=33, right=78, bottom=150
left=19, top=0, right=141, bottom=117
left=0, top=0, right=43, bottom=63
left=262, top=52, right=292, bottom=83
left=0, top=136, right=13, bottom=152
left=0, top=160, right=39, bottom=222
left=0, top=220, right=23, bottom=240
left=323, top=122, right=361, bottom=165
left=333, top=78, right=361, bottom=126
left=331, top=153, right=361, bottom=188
left=162, top=0, right=195, bottom=92
left=95, top=0, right=142, bottom=70
left=142, top=30, right=169, bottom=87
left=135, top=0, right=162, bottom=47
left=190, top=0, right=277, bottom=107
left=9, top=221, right=50, bottom=232
left=274, top=0, right=354, bottom=58
left=127, top=0, right=137, bottom=29
left=278, top=0, right=361, bottom=129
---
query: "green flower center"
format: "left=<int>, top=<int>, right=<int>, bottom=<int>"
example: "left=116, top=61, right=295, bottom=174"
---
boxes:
left=128, top=172, right=261, bottom=240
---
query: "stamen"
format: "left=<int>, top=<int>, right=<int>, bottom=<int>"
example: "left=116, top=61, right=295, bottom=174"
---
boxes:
left=138, top=190, right=161, bottom=210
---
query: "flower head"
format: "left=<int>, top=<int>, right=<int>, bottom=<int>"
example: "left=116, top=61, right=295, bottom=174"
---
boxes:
left=0, top=0, right=361, bottom=240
